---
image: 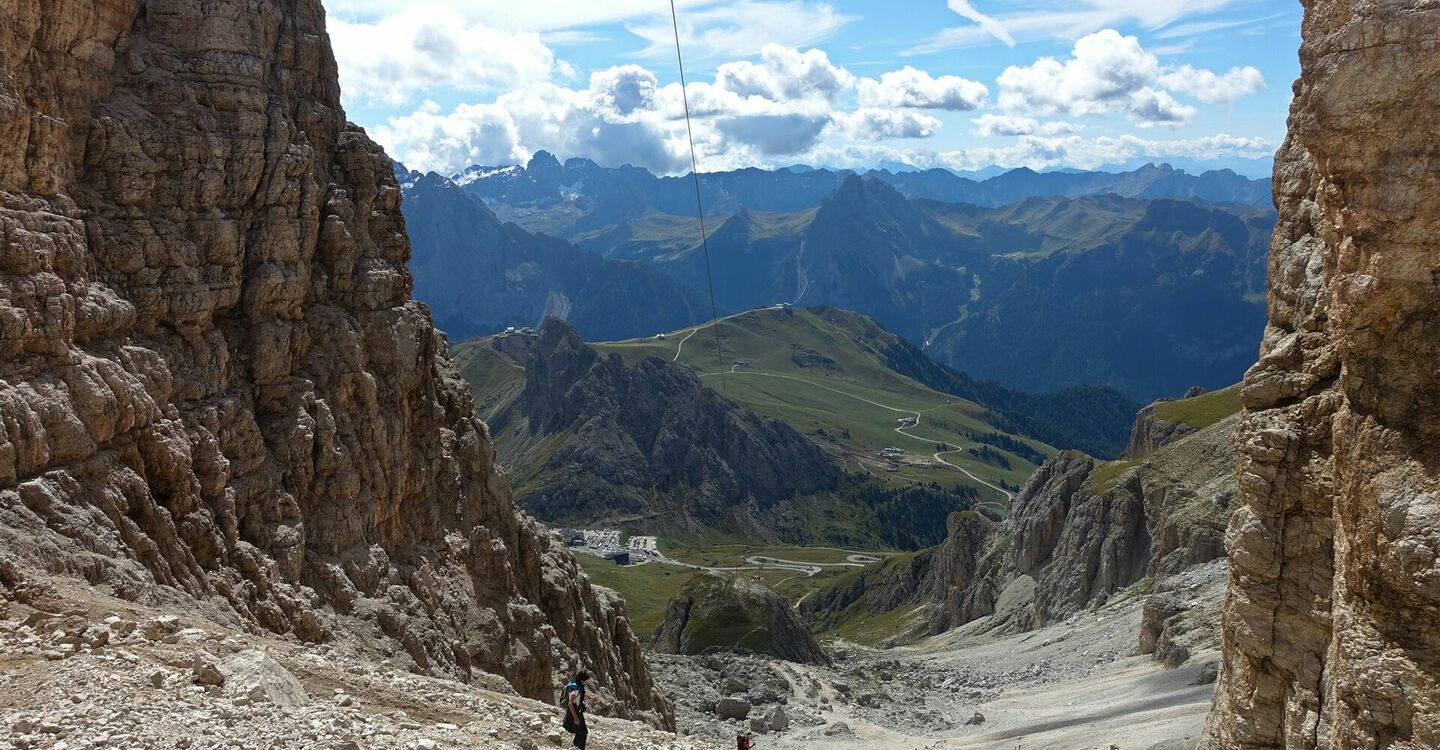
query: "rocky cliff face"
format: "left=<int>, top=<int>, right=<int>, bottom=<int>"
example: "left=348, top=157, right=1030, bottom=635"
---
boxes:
left=493, top=318, right=841, bottom=534
left=0, top=0, right=668, bottom=726
left=1125, top=402, right=1198, bottom=460
left=927, top=417, right=1234, bottom=635
left=800, top=407, right=1237, bottom=646
left=1205, top=3, right=1440, bottom=747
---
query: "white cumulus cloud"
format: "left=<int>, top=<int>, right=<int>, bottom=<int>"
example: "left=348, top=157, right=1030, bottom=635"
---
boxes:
left=856, top=66, right=989, bottom=111
left=834, top=109, right=943, bottom=141
left=1158, top=65, right=1266, bottom=105
left=374, top=71, right=689, bottom=175
left=996, top=29, right=1262, bottom=125
left=971, top=114, right=1078, bottom=137
left=715, top=44, right=854, bottom=101
left=330, top=7, right=566, bottom=106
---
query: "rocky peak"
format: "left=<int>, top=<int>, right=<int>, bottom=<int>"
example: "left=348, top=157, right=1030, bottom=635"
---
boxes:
left=501, top=318, right=842, bottom=530
left=1124, top=402, right=1198, bottom=460
left=527, top=149, right=563, bottom=173
left=821, top=174, right=920, bottom=224
left=0, top=0, right=668, bottom=727
left=517, top=317, right=607, bottom=434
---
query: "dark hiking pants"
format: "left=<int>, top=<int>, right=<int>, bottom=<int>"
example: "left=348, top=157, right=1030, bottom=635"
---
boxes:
left=564, top=712, right=588, bottom=749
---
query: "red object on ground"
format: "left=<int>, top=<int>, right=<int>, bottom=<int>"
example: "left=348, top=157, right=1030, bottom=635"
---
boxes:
left=737, top=734, right=752, bottom=750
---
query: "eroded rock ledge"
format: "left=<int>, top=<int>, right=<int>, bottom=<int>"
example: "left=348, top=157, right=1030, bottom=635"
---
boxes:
left=1205, top=2, right=1440, bottom=747
left=0, top=0, right=668, bottom=726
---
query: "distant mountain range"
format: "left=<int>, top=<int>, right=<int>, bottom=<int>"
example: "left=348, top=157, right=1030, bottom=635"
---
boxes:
left=397, top=167, right=709, bottom=342
left=401, top=154, right=1274, bottom=401
left=457, top=152, right=1271, bottom=233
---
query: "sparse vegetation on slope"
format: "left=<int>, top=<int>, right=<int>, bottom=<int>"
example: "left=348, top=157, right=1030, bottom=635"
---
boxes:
left=1152, top=383, right=1242, bottom=429
left=814, top=305, right=1141, bottom=459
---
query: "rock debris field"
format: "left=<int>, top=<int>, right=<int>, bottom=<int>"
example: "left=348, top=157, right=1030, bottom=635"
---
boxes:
left=648, top=579, right=1222, bottom=750
left=0, top=561, right=1224, bottom=750
left=0, top=592, right=715, bottom=750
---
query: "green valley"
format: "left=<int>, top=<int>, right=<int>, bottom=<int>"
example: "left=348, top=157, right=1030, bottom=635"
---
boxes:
left=458, top=306, right=1057, bottom=513
left=599, top=306, right=1054, bottom=506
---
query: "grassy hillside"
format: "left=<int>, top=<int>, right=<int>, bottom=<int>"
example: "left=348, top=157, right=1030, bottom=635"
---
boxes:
left=451, top=338, right=527, bottom=422
left=454, top=307, right=1056, bottom=512
left=1152, top=383, right=1243, bottom=430
left=1090, top=384, right=1243, bottom=493
left=577, top=543, right=877, bottom=639
left=576, top=556, right=690, bottom=635
left=596, top=306, right=1055, bottom=505
left=808, top=306, right=1139, bottom=459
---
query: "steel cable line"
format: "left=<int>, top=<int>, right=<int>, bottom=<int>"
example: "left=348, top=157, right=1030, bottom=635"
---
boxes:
left=668, top=0, right=728, bottom=400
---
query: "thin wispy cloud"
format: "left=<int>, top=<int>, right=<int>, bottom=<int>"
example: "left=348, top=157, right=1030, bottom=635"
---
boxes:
left=948, top=0, right=1015, bottom=47
left=324, top=0, right=717, bottom=31
left=905, top=0, right=1236, bottom=55
left=1156, top=14, right=1286, bottom=39
left=625, top=1, right=855, bottom=62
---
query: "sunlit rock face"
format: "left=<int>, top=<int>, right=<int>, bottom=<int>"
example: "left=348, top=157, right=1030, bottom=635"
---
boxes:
left=0, top=0, right=669, bottom=727
left=1205, top=2, right=1440, bottom=747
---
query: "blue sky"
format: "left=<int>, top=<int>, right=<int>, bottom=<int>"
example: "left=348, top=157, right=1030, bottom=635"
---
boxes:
left=323, top=0, right=1300, bottom=178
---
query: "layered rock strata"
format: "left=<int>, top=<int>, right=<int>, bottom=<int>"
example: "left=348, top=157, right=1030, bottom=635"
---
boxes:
left=928, top=416, right=1234, bottom=635
left=0, top=0, right=668, bottom=726
left=1205, top=2, right=1440, bottom=747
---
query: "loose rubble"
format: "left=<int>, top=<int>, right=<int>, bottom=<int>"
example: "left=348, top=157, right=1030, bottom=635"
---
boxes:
left=0, top=592, right=715, bottom=750
left=650, top=587, right=1215, bottom=749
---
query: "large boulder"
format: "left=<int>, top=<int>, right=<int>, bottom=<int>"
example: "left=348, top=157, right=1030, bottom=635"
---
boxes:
left=715, top=697, right=752, bottom=720
left=221, top=651, right=309, bottom=710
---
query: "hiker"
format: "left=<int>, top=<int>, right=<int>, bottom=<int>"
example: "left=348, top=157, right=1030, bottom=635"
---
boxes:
left=562, top=670, right=591, bottom=749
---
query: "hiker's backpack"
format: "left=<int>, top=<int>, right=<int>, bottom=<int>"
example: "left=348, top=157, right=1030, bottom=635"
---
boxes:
left=559, top=681, right=579, bottom=708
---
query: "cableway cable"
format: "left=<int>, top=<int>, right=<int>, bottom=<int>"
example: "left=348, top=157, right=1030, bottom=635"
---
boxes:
left=669, top=0, right=728, bottom=400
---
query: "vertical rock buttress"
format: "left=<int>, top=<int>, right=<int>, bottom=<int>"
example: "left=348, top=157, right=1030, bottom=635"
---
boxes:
left=1206, top=2, right=1439, bottom=747
left=0, top=0, right=670, bottom=726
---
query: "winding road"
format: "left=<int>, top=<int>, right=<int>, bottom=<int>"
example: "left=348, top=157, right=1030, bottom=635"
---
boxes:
left=646, top=308, right=1017, bottom=511
left=670, top=308, right=774, bottom=362
left=703, top=368, right=1016, bottom=509
left=638, top=550, right=873, bottom=578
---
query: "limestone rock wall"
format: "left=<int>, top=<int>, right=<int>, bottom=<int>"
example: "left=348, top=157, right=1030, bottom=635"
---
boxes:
left=930, top=416, right=1237, bottom=636
left=1125, top=401, right=1197, bottom=460
left=1205, top=2, right=1440, bottom=747
left=0, top=0, right=668, bottom=726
